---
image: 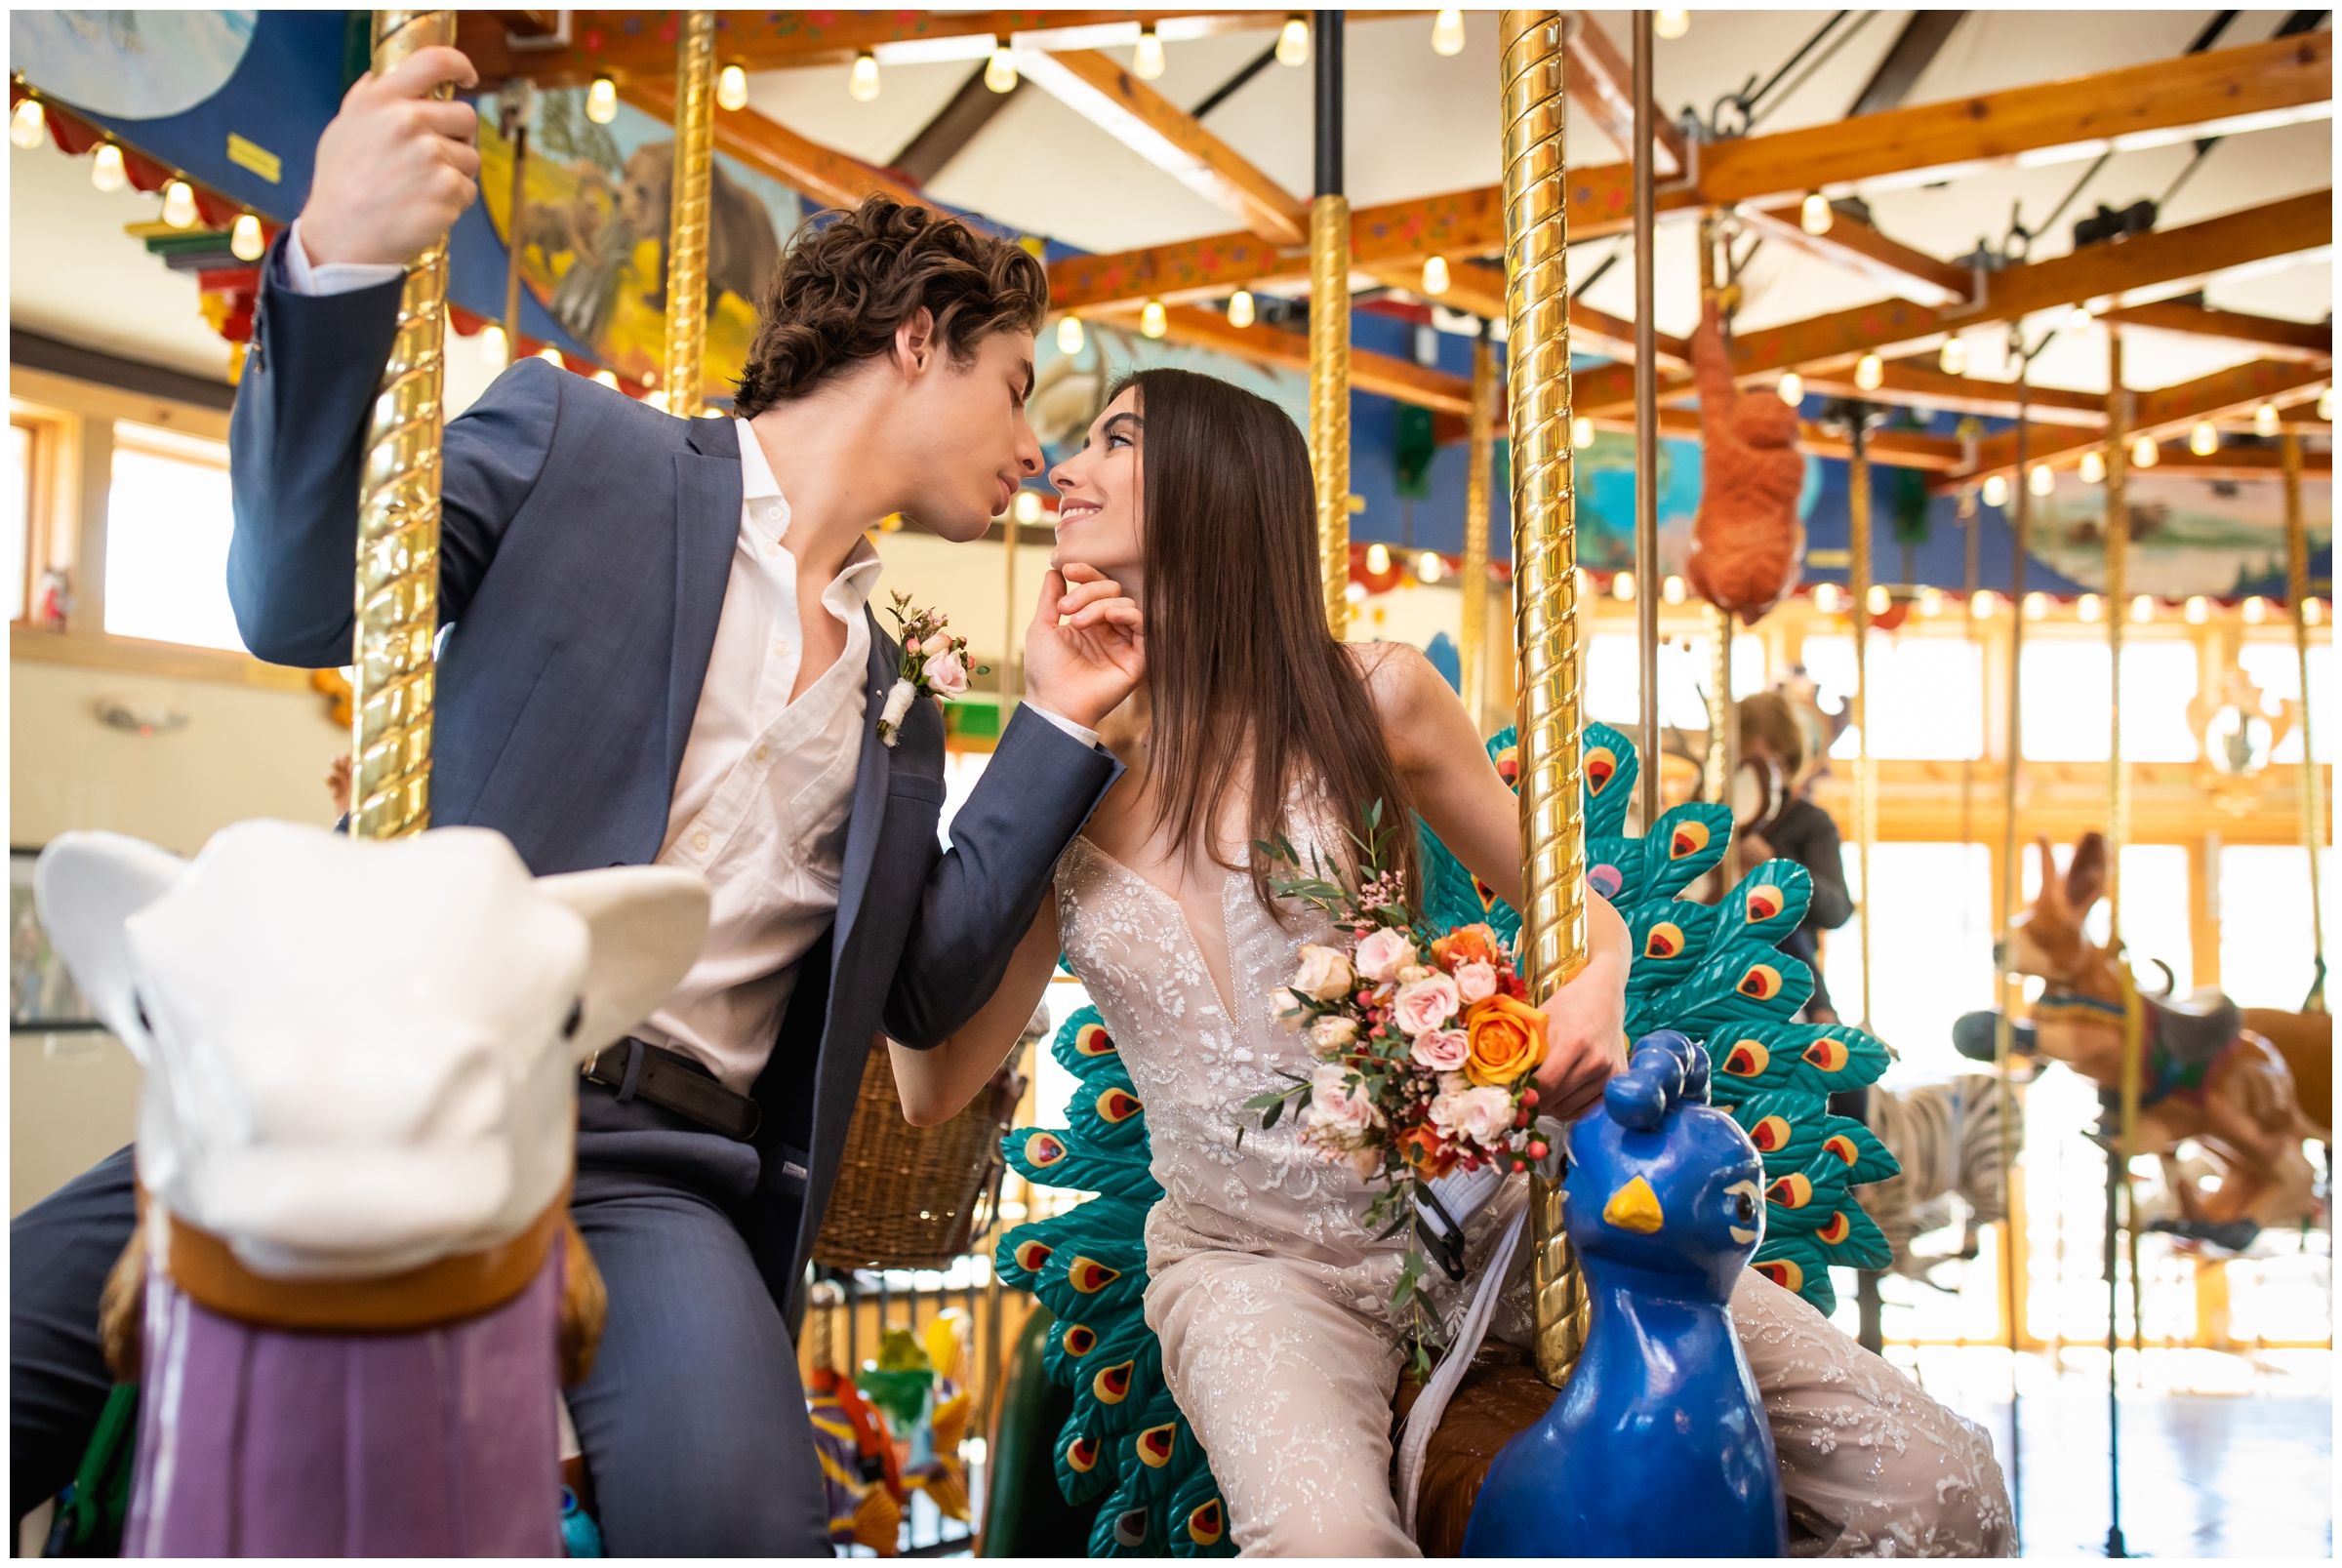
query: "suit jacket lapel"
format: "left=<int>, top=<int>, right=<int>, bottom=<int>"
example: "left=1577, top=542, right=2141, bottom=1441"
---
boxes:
left=833, top=610, right=898, bottom=952
left=666, top=419, right=743, bottom=791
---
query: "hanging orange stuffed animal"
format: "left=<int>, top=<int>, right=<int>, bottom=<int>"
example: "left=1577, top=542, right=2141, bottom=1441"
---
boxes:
left=1684, top=297, right=1805, bottom=617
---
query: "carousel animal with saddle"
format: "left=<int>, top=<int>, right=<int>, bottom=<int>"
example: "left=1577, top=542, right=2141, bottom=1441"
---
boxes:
left=1977, top=830, right=2327, bottom=1252
left=36, top=821, right=707, bottom=1556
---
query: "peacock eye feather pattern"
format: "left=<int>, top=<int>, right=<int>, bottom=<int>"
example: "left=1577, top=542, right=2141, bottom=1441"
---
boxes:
left=1418, top=721, right=1899, bottom=1317
left=993, top=1005, right=1238, bottom=1557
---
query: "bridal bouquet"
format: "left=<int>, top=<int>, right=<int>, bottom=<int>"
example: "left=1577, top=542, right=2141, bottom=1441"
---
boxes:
left=1244, top=805, right=1551, bottom=1361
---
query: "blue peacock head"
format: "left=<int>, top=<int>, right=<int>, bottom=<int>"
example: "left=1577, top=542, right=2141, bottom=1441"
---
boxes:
left=1564, top=1030, right=1767, bottom=1304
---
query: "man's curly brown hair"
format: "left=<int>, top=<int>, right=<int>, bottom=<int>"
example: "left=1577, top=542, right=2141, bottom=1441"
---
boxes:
left=733, top=196, right=1049, bottom=418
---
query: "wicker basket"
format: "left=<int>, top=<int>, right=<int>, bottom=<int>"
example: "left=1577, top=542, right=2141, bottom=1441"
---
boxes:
left=810, top=1018, right=1038, bottom=1272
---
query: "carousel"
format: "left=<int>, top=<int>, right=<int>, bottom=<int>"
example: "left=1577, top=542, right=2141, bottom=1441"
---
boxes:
left=6, top=6, right=2331, bottom=1560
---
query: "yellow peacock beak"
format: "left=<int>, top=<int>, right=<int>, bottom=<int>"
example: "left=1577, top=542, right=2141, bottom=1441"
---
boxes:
left=1602, top=1175, right=1666, bottom=1233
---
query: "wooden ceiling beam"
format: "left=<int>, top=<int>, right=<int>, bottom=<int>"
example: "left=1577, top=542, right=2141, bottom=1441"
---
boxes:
left=623, top=81, right=928, bottom=213
left=1106, top=304, right=1478, bottom=415
left=1013, top=49, right=1309, bottom=245
left=1737, top=203, right=1973, bottom=308
left=1563, top=12, right=1686, bottom=177
left=2094, top=300, right=2335, bottom=362
left=1430, top=403, right=1965, bottom=471
left=1793, top=362, right=2111, bottom=425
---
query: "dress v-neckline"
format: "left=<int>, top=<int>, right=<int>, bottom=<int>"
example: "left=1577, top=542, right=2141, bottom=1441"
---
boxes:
left=1073, top=836, right=1243, bottom=1024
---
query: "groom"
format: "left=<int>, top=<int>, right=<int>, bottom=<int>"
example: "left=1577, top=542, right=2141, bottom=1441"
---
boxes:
left=10, top=46, right=1139, bottom=1555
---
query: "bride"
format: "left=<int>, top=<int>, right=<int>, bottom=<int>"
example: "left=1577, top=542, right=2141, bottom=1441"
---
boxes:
left=892, top=368, right=2009, bottom=1557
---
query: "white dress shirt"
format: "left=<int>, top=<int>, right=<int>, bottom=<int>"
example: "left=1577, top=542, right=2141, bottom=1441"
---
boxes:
left=283, top=224, right=1100, bottom=1092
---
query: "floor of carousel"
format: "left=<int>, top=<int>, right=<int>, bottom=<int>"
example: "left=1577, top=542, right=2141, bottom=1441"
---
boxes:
left=1899, top=1346, right=2332, bottom=1558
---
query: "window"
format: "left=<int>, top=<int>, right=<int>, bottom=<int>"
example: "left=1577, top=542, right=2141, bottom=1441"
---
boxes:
left=2019, top=640, right=2199, bottom=762
left=102, top=422, right=246, bottom=653
left=2236, top=640, right=2332, bottom=765
left=6, top=422, right=28, bottom=624
left=1803, top=633, right=1983, bottom=761
left=1820, top=842, right=1995, bottom=1082
left=2219, top=844, right=2334, bottom=1011
left=1584, top=630, right=1764, bottom=734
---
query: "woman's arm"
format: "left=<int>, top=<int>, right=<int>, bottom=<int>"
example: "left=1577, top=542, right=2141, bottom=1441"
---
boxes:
left=889, top=896, right=1063, bottom=1126
left=1361, top=645, right=1632, bottom=1119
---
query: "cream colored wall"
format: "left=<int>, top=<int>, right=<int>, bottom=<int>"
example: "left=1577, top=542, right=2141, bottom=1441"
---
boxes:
left=11, top=659, right=345, bottom=1213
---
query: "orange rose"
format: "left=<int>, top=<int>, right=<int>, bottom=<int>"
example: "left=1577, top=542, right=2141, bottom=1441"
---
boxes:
left=1433, top=923, right=1500, bottom=972
left=1463, top=994, right=1549, bottom=1087
left=1395, top=1124, right=1456, bottom=1178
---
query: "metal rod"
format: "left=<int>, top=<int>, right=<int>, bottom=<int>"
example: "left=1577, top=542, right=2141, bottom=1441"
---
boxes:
left=1849, top=411, right=1874, bottom=1030
left=2283, top=429, right=2329, bottom=1012
left=1704, top=604, right=1733, bottom=803
left=351, top=9, right=457, bottom=842
left=1461, top=320, right=1497, bottom=731
left=1312, top=12, right=1351, bottom=637
left=1632, top=9, right=1661, bottom=830
left=500, top=82, right=531, bottom=353
left=1993, top=354, right=2030, bottom=1556
left=663, top=11, right=717, bottom=416
left=1002, top=506, right=1020, bottom=706
left=1501, top=9, right=1590, bottom=1390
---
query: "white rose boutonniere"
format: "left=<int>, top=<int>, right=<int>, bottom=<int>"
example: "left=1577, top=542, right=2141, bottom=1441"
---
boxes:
left=877, top=591, right=988, bottom=748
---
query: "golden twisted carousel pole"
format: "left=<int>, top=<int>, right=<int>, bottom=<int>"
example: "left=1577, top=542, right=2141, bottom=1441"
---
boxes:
left=663, top=11, right=717, bottom=417
left=1501, top=9, right=1590, bottom=1389
left=1848, top=418, right=1875, bottom=1029
left=351, top=9, right=458, bottom=840
left=1460, top=321, right=1496, bottom=731
left=2282, top=430, right=2328, bottom=1012
left=1312, top=11, right=1351, bottom=636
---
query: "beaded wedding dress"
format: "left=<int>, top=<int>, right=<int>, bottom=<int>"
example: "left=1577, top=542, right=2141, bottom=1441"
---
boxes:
left=1043, top=821, right=2011, bottom=1558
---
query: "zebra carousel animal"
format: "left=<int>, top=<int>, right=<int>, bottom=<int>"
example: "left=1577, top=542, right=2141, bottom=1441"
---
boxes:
left=989, top=724, right=1900, bottom=1555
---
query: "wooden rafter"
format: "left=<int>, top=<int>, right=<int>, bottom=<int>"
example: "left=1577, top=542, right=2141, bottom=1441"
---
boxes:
left=1793, top=361, right=2113, bottom=427
left=1430, top=402, right=1967, bottom=472
left=1106, top=303, right=1477, bottom=414
left=1563, top=12, right=1686, bottom=177
left=1013, top=49, right=1309, bottom=244
left=1736, top=203, right=1973, bottom=308
left=2094, top=300, right=2335, bottom=362
left=624, top=81, right=928, bottom=212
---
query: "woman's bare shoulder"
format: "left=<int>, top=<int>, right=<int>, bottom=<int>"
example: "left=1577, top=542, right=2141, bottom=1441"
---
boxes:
left=1344, top=641, right=1451, bottom=755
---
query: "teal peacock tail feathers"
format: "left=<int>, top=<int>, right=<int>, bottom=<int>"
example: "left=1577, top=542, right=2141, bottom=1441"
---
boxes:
left=995, top=1006, right=1236, bottom=1558
left=1418, top=720, right=1899, bottom=1317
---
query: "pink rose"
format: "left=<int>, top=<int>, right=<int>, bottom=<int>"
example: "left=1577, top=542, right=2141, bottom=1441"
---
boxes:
left=1392, top=972, right=1461, bottom=1037
left=1411, top=1026, right=1470, bottom=1071
left=1430, top=1084, right=1515, bottom=1146
left=1310, top=1015, right=1359, bottom=1053
left=1291, top=945, right=1354, bottom=1002
left=1305, top=1063, right=1380, bottom=1142
left=925, top=647, right=969, bottom=697
left=1354, top=927, right=1416, bottom=985
left=1454, top=959, right=1498, bottom=1004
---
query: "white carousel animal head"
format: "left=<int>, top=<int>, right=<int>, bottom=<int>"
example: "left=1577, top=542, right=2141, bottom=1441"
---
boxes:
left=36, top=821, right=708, bottom=1280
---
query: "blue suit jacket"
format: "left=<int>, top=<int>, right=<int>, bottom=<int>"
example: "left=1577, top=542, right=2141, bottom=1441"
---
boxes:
left=226, top=240, right=1119, bottom=1314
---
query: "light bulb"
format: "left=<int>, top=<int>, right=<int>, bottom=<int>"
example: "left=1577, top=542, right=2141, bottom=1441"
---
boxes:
left=1663, top=575, right=1686, bottom=604
left=1133, top=24, right=1165, bottom=79
left=849, top=52, right=881, bottom=101
left=2190, top=421, right=2218, bottom=457
left=479, top=323, right=509, bottom=368
left=1417, top=550, right=1443, bottom=583
left=2067, top=303, right=2092, bottom=333
left=2129, top=594, right=2155, bottom=623
left=1421, top=255, right=1450, bottom=296
left=1778, top=372, right=1802, bottom=406
left=2131, top=434, right=2160, bottom=468
left=1141, top=299, right=1167, bottom=338
left=1570, top=416, right=1595, bottom=449
left=2242, top=595, right=2268, bottom=624
left=1656, top=10, right=1690, bottom=39
left=2321, top=386, right=2334, bottom=421
left=716, top=63, right=749, bottom=111
left=1433, top=9, right=1466, bottom=55
left=986, top=46, right=1019, bottom=93
left=1799, top=192, right=1832, bottom=236
left=90, top=142, right=127, bottom=193
left=1855, top=353, right=1882, bottom=391
left=1938, top=336, right=1967, bottom=375
left=2029, top=462, right=2054, bottom=497
left=2255, top=402, right=2280, bottom=436
left=646, top=389, right=669, bottom=412
left=1058, top=315, right=1085, bottom=354
left=1981, top=473, right=2009, bottom=508
left=1972, top=589, right=1998, bottom=619
left=2078, top=593, right=2103, bottom=623
left=1344, top=580, right=1368, bottom=605
left=2305, top=597, right=2324, bottom=626
left=9, top=98, right=45, bottom=149
left=1868, top=583, right=1891, bottom=616
left=594, top=369, right=620, bottom=389
left=1277, top=16, right=1311, bottom=66
left=1227, top=290, right=1255, bottom=329
left=1812, top=583, right=1842, bottom=614
left=586, top=77, right=618, bottom=125
left=1918, top=586, right=1945, bottom=618
left=2080, top=450, right=2106, bottom=484
left=539, top=344, right=565, bottom=367
left=1013, top=488, right=1044, bottom=525
left=1613, top=571, right=1636, bottom=602
left=2184, top=594, right=2209, bottom=624
left=161, top=180, right=198, bottom=229
left=229, top=213, right=264, bottom=261
left=1365, top=542, right=1392, bottom=575
left=2022, top=591, right=2047, bottom=621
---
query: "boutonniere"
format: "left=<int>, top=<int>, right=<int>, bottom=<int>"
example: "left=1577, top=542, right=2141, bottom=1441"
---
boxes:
left=877, top=590, right=988, bottom=747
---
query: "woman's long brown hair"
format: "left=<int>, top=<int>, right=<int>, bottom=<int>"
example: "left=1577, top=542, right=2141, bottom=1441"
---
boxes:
left=1118, top=368, right=1420, bottom=906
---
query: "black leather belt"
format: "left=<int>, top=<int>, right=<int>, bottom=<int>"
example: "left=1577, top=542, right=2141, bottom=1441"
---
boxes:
left=583, top=1037, right=762, bottom=1143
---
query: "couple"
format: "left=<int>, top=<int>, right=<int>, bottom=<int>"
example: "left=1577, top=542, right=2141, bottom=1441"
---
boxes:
left=8, top=48, right=2004, bottom=1559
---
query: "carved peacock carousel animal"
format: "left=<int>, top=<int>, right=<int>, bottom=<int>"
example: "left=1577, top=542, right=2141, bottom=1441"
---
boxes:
left=993, top=722, right=1897, bottom=1554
